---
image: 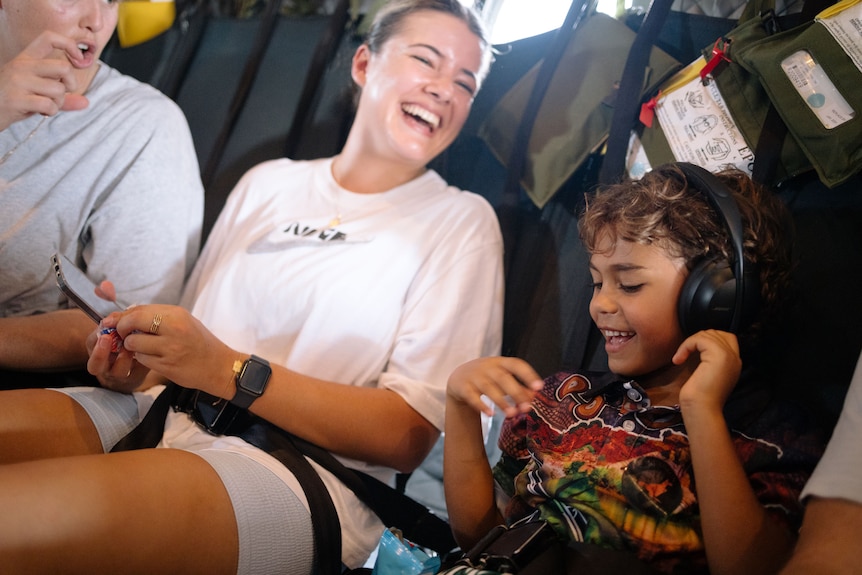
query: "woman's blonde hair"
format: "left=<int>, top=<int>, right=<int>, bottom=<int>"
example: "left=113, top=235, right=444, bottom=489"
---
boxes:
left=365, top=0, right=493, bottom=82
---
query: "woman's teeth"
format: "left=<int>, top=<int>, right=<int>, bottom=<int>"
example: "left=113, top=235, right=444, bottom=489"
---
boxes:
left=402, top=104, right=440, bottom=129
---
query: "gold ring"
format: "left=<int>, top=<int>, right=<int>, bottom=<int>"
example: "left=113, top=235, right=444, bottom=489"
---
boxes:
left=149, top=313, right=162, bottom=335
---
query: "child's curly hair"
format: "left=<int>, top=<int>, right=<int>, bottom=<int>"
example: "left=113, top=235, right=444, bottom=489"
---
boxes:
left=578, top=164, right=794, bottom=351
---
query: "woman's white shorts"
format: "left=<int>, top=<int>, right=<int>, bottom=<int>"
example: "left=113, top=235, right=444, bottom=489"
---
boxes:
left=52, top=386, right=314, bottom=575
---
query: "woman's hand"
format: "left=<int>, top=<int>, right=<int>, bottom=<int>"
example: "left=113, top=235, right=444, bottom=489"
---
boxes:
left=86, top=312, right=146, bottom=393
left=108, top=304, right=239, bottom=399
left=447, top=356, right=544, bottom=419
left=86, top=281, right=141, bottom=392
left=673, top=329, right=742, bottom=414
left=0, top=31, right=89, bottom=131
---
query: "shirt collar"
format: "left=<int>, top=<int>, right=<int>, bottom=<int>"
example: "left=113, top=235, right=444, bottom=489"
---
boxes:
left=580, top=371, right=651, bottom=409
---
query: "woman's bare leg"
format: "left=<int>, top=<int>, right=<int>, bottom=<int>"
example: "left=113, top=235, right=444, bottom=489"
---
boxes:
left=0, top=448, right=238, bottom=574
left=0, top=389, right=102, bottom=463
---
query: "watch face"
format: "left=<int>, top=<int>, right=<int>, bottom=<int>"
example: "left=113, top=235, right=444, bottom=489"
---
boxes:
left=239, top=357, right=271, bottom=395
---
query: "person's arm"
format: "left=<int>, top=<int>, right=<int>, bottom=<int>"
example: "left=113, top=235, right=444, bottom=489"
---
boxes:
left=443, top=357, right=543, bottom=548
left=90, top=302, right=433, bottom=471
left=0, top=310, right=95, bottom=370
left=781, top=352, right=862, bottom=573
left=779, top=497, right=862, bottom=575
left=1, top=73, right=201, bottom=373
left=676, top=330, right=795, bottom=575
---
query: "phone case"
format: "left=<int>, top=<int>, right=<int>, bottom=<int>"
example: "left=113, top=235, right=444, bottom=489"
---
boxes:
left=51, top=253, right=121, bottom=323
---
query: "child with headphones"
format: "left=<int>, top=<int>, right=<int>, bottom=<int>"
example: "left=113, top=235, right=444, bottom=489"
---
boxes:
left=442, top=163, right=825, bottom=575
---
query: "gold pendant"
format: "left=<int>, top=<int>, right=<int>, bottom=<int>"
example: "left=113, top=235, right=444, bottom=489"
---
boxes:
left=328, top=215, right=341, bottom=227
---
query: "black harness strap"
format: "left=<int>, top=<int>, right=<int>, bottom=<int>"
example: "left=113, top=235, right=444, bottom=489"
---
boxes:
left=219, top=408, right=344, bottom=575
left=287, top=433, right=457, bottom=554
left=498, top=0, right=595, bottom=276
left=498, top=0, right=595, bottom=364
left=110, top=383, right=177, bottom=452
left=111, top=383, right=456, bottom=572
left=111, top=384, right=341, bottom=575
left=598, top=0, right=675, bottom=185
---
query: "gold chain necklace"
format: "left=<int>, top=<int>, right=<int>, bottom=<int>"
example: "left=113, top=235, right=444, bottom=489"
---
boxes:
left=0, top=116, right=48, bottom=168
left=328, top=191, right=343, bottom=227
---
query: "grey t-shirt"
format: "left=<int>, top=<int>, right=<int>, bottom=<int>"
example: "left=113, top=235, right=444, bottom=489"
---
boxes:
left=0, top=63, right=204, bottom=316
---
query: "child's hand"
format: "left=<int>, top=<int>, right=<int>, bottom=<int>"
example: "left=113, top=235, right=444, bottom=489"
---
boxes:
left=673, top=329, right=742, bottom=413
left=447, top=357, right=544, bottom=418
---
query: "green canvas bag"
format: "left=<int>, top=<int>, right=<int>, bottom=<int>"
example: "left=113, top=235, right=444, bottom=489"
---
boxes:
left=630, top=0, right=862, bottom=188
left=736, top=0, right=862, bottom=187
left=478, top=11, right=681, bottom=208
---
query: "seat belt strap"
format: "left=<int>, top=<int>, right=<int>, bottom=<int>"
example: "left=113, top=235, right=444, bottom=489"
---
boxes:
left=599, top=0, right=675, bottom=185
left=111, top=384, right=343, bottom=575
left=110, top=383, right=456, bottom=567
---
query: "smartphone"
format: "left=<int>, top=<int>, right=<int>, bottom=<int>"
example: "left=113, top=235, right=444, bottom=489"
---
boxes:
left=51, top=253, right=122, bottom=323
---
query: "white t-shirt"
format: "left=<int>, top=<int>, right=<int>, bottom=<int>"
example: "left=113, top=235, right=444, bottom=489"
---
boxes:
left=161, top=157, right=504, bottom=567
left=801, top=351, right=862, bottom=505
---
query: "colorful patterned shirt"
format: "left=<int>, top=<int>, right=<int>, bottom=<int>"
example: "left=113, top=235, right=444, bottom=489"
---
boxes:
left=493, top=370, right=825, bottom=574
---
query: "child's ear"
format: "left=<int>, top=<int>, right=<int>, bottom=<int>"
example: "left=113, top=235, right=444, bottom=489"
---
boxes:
left=351, top=44, right=372, bottom=88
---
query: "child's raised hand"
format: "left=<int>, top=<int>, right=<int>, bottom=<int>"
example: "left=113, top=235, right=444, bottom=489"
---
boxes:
left=447, top=357, right=544, bottom=418
left=673, top=329, right=742, bottom=413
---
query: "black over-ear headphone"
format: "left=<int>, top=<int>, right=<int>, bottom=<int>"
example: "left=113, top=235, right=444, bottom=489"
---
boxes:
left=671, top=162, right=761, bottom=335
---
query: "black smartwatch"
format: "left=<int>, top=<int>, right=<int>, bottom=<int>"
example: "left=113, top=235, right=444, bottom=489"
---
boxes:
left=230, top=355, right=272, bottom=409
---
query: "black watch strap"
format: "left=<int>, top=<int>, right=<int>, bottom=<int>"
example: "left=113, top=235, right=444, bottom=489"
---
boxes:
left=230, top=355, right=272, bottom=409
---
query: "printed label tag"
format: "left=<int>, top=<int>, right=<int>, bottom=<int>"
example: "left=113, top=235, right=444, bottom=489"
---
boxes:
left=781, top=50, right=855, bottom=129
left=817, top=0, right=862, bottom=73
left=654, top=65, right=754, bottom=175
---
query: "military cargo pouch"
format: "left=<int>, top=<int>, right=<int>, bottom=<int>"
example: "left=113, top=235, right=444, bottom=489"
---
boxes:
left=735, top=0, right=862, bottom=187
left=629, top=0, right=862, bottom=188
